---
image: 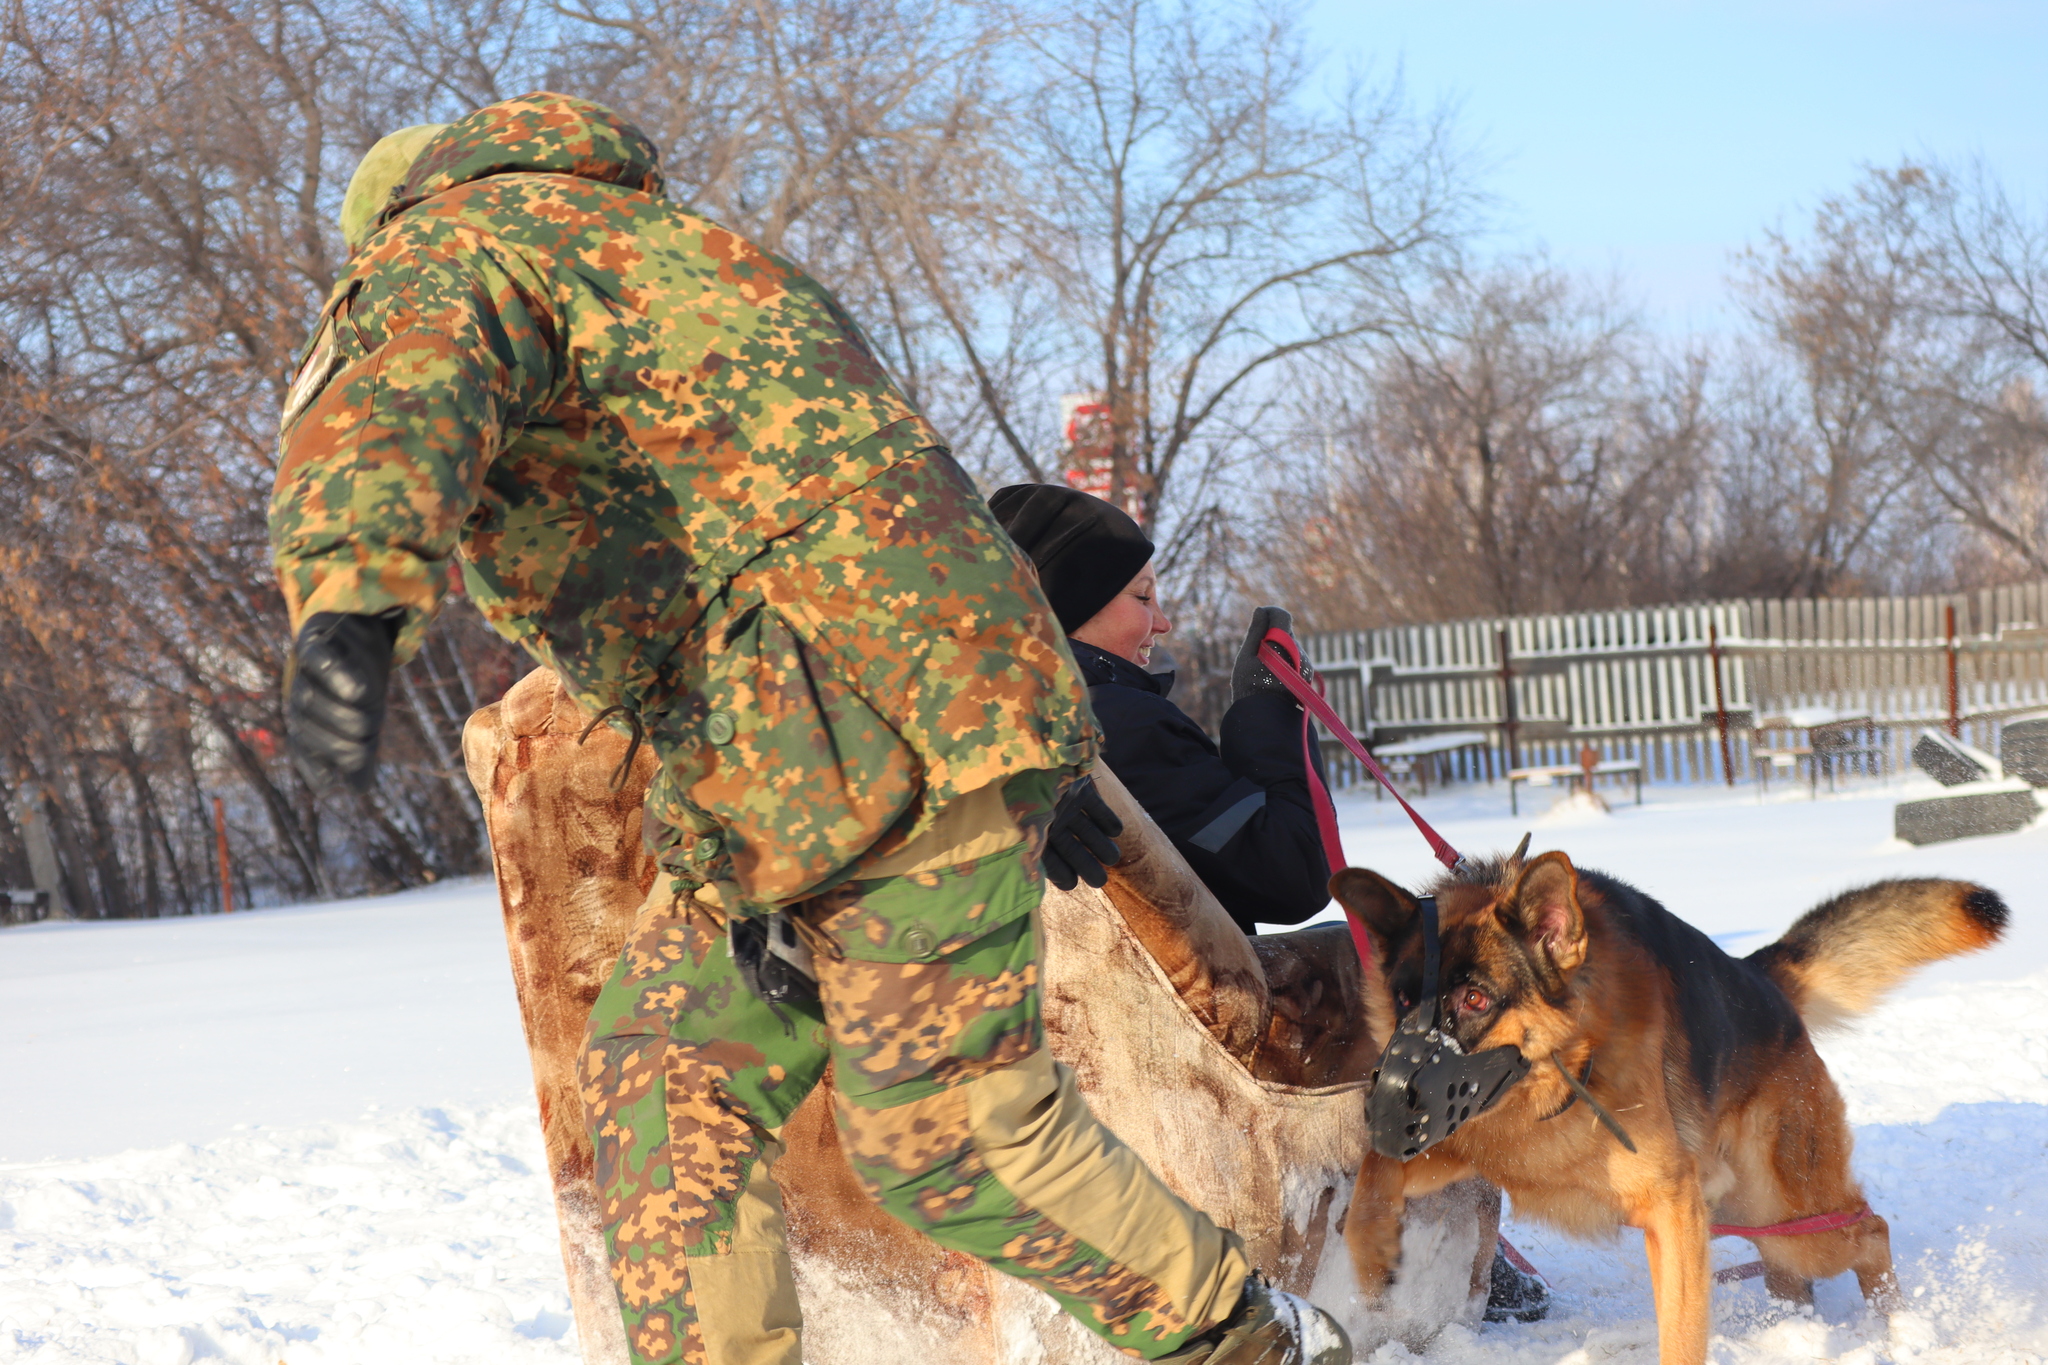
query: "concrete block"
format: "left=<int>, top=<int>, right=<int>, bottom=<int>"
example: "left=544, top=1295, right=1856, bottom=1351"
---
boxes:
left=1895, top=783, right=2041, bottom=846
left=2002, top=716, right=2048, bottom=787
left=1913, top=729, right=2000, bottom=786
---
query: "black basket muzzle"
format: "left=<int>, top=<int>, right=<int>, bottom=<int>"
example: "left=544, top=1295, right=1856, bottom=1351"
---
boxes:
left=1365, top=896, right=1531, bottom=1160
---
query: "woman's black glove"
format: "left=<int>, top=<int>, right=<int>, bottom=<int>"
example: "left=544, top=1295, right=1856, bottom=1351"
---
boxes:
left=1232, top=605, right=1314, bottom=701
left=287, top=611, right=399, bottom=793
left=1042, top=775, right=1124, bottom=890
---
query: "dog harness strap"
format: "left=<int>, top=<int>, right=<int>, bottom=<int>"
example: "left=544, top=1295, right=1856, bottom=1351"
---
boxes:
left=1710, top=1207, right=1873, bottom=1238
left=1550, top=1052, right=1638, bottom=1153
left=1537, top=1054, right=1595, bottom=1122
left=1256, top=634, right=1463, bottom=872
left=1420, top=895, right=1442, bottom=1002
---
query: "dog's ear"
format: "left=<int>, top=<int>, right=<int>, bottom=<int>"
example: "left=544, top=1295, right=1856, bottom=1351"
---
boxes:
left=1497, top=850, right=1587, bottom=989
left=1329, top=868, right=1420, bottom=948
left=1507, top=831, right=1533, bottom=869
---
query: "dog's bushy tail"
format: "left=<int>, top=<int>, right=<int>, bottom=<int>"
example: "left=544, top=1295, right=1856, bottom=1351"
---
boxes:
left=1747, top=879, right=2007, bottom=1031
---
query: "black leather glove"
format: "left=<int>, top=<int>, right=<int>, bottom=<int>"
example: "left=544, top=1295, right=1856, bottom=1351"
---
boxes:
left=287, top=611, right=400, bottom=793
left=1042, top=775, right=1124, bottom=891
left=1232, top=605, right=1314, bottom=701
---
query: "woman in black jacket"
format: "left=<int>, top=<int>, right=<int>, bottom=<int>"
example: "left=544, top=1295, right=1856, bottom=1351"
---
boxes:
left=991, top=483, right=1553, bottom=1324
left=989, top=483, right=1330, bottom=936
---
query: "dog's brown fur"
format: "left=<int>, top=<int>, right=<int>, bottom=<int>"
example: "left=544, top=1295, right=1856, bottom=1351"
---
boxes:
left=1334, top=849, right=2007, bottom=1365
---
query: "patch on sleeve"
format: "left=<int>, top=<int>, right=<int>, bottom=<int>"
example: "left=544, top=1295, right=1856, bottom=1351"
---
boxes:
left=280, top=318, right=342, bottom=431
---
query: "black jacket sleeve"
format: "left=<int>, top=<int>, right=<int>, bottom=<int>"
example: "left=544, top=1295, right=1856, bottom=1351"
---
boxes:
left=1089, top=684, right=1332, bottom=935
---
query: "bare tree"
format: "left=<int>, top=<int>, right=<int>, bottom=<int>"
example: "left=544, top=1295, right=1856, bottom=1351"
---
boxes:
left=1260, top=261, right=1712, bottom=628
left=1731, top=169, right=1953, bottom=596
left=0, top=0, right=524, bottom=912
left=918, top=0, right=1468, bottom=545
left=1891, top=164, right=2048, bottom=578
left=48, top=0, right=2045, bottom=906
left=1730, top=162, right=2048, bottom=591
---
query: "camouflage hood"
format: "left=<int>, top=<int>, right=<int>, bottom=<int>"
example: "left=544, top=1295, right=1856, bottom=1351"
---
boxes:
left=372, top=93, right=666, bottom=240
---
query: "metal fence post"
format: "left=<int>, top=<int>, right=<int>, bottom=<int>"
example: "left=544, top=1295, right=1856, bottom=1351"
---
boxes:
left=1709, top=622, right=1735, bottom=786
left=1497, top=626, right=1519, bottom=771
left=1946, top=604, right=1961, bottom=740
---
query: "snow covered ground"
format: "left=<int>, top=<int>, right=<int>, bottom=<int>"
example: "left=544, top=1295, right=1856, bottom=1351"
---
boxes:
left=3, top=772, right=2044, bottom=1364
left=0, top=884, right=575, bottom=1363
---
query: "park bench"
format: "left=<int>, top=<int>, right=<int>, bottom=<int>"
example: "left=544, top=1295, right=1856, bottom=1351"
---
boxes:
left=2, top=888, right=50, bottom=927
left=1365, top=730, right=1491, bottom=796
left=1753, top=745, right=1817, bottom=797
left=1754, top=709, right=1886, bottom=797
left=1508, top=760, right=1643, bottom=815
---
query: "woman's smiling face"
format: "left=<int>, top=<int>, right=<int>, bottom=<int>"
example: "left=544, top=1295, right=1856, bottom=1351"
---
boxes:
left=1069, top=562, right=1170, bottom=666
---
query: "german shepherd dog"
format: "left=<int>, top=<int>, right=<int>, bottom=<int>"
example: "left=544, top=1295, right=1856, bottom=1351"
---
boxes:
left=1334, top=848, right=2007, bottom=1365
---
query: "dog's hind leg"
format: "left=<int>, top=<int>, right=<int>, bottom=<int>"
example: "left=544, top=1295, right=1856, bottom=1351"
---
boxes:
left=1819, top=1212, right=1901, bottom=1313
left=1760, top=1260, right=1813, bottom=1305
left=1752, top=1212, right=1898, bottom=1314
left=1849, top=1214, right=1901, bottom=1313
left=1747, top=1057, right=1899, bottom=1312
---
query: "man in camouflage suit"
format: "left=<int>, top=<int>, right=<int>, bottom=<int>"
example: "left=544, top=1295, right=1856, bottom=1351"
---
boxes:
left=270, top=93, right=1349, bottom=1365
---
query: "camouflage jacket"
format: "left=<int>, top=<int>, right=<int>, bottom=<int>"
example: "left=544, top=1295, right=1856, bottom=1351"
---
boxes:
left=270, top=94, right=1093, bottom=898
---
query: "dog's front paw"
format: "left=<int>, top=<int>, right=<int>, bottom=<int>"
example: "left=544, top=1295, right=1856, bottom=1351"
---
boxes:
left=1345, top=1214, right=1404, bottom=1298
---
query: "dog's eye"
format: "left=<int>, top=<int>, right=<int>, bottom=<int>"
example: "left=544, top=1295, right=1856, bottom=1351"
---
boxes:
left=1458, top=987, right=1492, bottom=1014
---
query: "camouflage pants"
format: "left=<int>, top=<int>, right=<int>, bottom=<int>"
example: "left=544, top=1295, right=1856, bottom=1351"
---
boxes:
left=581, top=776, right=1250, bottom=1364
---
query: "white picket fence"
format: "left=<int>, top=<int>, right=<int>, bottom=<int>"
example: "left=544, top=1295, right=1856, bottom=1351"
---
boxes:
left=1302, top=582, right=2048, bottom=787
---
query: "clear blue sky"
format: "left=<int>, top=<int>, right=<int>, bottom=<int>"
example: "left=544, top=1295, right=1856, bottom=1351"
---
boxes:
left=1303, top=0, right=2048, bottom=332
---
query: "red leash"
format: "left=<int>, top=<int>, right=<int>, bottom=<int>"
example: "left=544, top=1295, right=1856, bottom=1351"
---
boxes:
left=1710, top=1207, right=1874, bottom=1283
left=1252, top=627, right=1465, bottom=1009
left=1253, top=634, right=1572, bottom=1285
left=1258, top=633, right=1372, bottom=971
left=1261, top=635, right=1553, bottom=1283
left=1712, top=1207, right=1872, bottom=1239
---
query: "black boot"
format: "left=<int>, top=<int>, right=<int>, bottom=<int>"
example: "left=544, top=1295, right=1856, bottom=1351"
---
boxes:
left=1483, top=1247, right=1550, bottom=1323
left=1155, top=1274, right=1351, bottom=1364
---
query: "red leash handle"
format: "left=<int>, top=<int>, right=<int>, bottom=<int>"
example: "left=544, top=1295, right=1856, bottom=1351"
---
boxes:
left=1257, top=634, right=1464, bottom=872
left=1258, top=629, right=1463, bottom=978
left=1286, top=658, right=1369, bottom=973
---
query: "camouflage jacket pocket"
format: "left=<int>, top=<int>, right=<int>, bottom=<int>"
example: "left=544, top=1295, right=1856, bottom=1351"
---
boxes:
left=819, top=843, right=1039, bottom=965
left=649, top=596, right=922, bottom=911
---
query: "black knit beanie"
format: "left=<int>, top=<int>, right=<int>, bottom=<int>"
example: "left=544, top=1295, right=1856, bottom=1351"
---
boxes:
left=988, top=483, right=1154, bottom=632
